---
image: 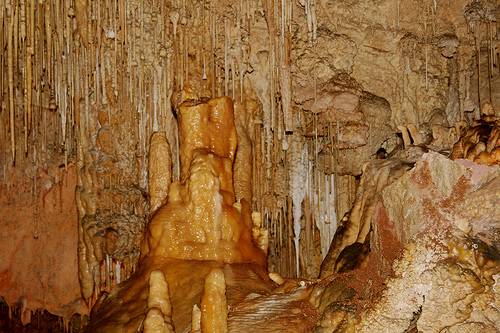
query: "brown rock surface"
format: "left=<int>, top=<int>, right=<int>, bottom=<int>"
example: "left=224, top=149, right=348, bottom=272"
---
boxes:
left=0, top=165, right=85, bottom=322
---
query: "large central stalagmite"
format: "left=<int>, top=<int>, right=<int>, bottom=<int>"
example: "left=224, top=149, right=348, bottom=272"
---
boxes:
left=86, top=97, right=322, bottom=332
left=142, top=96, right=266, bottom=264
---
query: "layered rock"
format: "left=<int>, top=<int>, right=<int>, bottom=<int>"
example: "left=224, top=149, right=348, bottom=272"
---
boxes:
left=357, top=152, right=500, bottom=332
left=319, top=151, right=500, bottom=332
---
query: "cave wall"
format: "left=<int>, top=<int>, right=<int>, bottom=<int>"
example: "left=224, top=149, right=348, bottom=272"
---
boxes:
left=0, top=0, right=498, bottom=319
left=0, top=164, right=84, bottom=322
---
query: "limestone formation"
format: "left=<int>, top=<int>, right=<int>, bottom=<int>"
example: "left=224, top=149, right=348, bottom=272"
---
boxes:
left=0, top=0, right=499, bottom=332
left=149, top=133, right=172, bottom=214
left=142, top=97, right=265, bottom=264
left=200, top=269, right=228, bottom=333
left=451, top=103, right=500, bottom=165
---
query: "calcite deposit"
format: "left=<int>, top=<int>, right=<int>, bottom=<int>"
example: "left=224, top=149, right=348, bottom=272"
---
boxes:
left=85, top=97, right=314, bottom=332
left=85, top=98, right=500, bottom=333
left=451, top=103, right=500, bottom=165
left=0, top=0, right=499, bottom=332
left=142, top=97, right=266, bottom=264
left=356, top=153, right=500, bottom=332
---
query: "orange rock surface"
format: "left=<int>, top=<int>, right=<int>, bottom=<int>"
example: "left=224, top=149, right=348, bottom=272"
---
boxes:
left=0, top=165, right=86, bottom=323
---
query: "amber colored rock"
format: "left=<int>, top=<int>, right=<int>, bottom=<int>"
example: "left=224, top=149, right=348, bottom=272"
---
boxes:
left=233, top=91, right=261, bottom=204
left=98, top=110, right=109, bottom=126
left=86, top=97, right=323, bottom=333
left=451, top=107, right=500, bottom=166
left=149, top=132, right=172, bottom=214
left=96, top=128, right=115, bottom=155
left=143, top=97, right=265, bottom=265
left=201, top=269, right=228, bottom=333
left=85, top=259, right=275, bottom=332
left=177, top=97, right=237, bottom=182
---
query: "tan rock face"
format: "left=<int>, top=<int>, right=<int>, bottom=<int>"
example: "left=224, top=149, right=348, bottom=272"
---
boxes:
left=314, top=151, right=499, bottom=333
left=320, top=158, right=412, bottom=277
left=355, top=153, right=500, bottom=332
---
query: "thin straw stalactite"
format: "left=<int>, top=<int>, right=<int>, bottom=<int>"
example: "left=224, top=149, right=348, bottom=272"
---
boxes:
left=8, top=1, right=15, bottom=164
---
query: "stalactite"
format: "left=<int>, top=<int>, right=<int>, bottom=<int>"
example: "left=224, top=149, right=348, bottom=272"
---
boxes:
left=289, top=137, right=307, bottom=277
left=425, top=44, right=429, bottom=91
left=487, top=21, right=492, bottom=103
left=280, top=0, right=293, bottom=132
left=475, top=24, right=481, bottom=114
left=8, top=2, right=15, bottom=163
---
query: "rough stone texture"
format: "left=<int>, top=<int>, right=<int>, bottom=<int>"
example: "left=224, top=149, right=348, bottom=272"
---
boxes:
left=318, top=91, right=396, bottom=176
left=382, top=152, right=499, bottom=242
left=356, top=152, right=500, bottom=332
left=0, top=165, right=85, bottom=322
left=320, top=158, right=412, bottom=277
left=233, top=87, right=262, bottom=206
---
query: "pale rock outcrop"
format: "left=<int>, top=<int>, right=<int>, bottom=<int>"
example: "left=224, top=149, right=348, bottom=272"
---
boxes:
left=356, top=152, right=500, bottom=332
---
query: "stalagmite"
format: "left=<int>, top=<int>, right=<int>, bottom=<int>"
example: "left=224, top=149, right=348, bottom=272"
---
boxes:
left=191, top=304, right=201, bottom=333
left=148, top=132, right=172, bottom=214
left=148, top=270, right=172, bottom=318
left=201, top=268, right=228, bottom=333
left=144, top=308, right=173, bottom=333
left=144, top=270, right=175, bottom=333
left=144, top=97, right=265, bottom=265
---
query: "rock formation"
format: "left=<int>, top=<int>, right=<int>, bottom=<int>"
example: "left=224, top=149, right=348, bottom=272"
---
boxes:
left=0, top=0, right=499, bottom=332
left=84, top=97, right=499, bottom=333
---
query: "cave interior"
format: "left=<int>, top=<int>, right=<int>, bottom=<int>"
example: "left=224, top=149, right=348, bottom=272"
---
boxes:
left=0, top=0, right=499, bottom=332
